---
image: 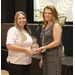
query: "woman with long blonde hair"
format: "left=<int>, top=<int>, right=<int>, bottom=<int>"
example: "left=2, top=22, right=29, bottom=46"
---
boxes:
left=6, top=11, right=33, bottom=75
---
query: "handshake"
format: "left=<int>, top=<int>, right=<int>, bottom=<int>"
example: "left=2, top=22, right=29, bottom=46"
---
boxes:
left=31, top=44, right=46, bottom=55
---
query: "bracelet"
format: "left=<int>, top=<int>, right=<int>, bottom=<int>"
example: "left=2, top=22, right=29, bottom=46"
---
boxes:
left=41, top=46, right=46, bottom=52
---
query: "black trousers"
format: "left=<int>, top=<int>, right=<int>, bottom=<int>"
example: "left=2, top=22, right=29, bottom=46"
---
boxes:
left=7, top=62, right=31, bottom=75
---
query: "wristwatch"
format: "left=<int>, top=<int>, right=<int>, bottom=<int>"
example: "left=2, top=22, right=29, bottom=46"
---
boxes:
left=41, top=46, right=46, bottom=52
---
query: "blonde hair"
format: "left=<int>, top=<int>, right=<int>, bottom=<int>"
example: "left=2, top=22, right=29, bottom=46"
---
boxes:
left=14, top=11, right=31, bottom=42
left=43, top=5, right=59, bottom=25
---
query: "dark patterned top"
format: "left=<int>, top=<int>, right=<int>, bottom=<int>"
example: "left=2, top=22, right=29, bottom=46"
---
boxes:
left=40, top=22, right=62, bottom=75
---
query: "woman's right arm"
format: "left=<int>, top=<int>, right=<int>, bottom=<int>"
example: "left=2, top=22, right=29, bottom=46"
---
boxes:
left=39, top=56, right=43, bottom=69
left=6, top=44, right=33, bottom=55
left=6, top=44, right=33, bottom=56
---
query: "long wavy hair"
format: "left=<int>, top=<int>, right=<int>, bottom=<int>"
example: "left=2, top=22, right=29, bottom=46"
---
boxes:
left=43, top=5, right=59, bottom=25
left=14, top=11, right=32, bottom=41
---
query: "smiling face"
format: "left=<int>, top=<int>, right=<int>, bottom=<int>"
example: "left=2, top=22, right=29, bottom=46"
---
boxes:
left=44, top=8, right=52, bottom=21
left=17, top=14, right=26, bottom=30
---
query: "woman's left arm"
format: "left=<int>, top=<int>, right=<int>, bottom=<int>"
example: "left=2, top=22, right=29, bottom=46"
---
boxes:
left=45, top=23, right=62, bottom=49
